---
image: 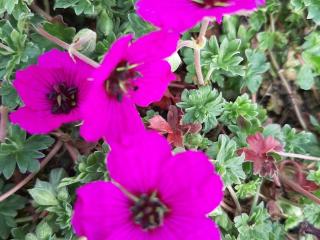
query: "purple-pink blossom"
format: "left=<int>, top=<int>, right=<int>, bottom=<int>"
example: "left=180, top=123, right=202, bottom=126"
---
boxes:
left=72, top=131, right=223, bottom=240
left=136, top=0, right=265, bottom=32
left=80, top=31, right=179, bottom=143
left=10, top=49, right=93, bottom=134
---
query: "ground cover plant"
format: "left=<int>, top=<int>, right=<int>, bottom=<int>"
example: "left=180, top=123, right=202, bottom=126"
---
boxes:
left=0, top=0, right=320, bottom=239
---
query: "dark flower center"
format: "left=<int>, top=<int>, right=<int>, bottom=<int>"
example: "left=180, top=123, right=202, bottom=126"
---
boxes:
left=105, top=61, right=140, bottom=102
left=192, top=0, right=230, bottom=8
left=47, top=83, right=78, bottom=114
left=131, top=192, right=168, bottom=231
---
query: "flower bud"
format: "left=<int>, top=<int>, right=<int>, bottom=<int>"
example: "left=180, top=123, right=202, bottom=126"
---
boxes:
left=71, top=28, right=97, bottom=55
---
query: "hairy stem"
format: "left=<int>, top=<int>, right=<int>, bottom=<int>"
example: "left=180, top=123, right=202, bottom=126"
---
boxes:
left=0, top=106, right=8, bottom=142
left=277, top=151, right=320, bottom=161
left=194, top=18, right=210, bottom=86
left=34, top=26, right=100, bottom=68
left=279, top=174, right=320, bottom=205
left=30, top=2, right=53, bottom=22
left=227, top=186, right=242, bottom=215
left=0, top=140, right=63, bottom=202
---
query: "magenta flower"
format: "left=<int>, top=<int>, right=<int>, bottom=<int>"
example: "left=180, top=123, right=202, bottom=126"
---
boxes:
left=72, top=131, right=223, bottom=240
left=80, top=31, right=179, bottom=143
left=136, top=0, right=265, bottom=32
left=238, top=133, right=283, bottom=177
left=10, top=49, right=93, bottom=134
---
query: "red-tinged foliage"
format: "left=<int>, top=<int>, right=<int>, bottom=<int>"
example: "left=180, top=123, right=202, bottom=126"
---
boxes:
left=238, top=133, right=283, bottom=177
left=149, top=105, right=201, bottom=147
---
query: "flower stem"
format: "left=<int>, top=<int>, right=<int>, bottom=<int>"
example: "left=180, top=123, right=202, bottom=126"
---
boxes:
left=0, top=140, right=63, bottom=202
left=177, top=40, right=196, bottom=51
left=34, top=26, right=100, bottom=68
left=268, top=50, right=307, bottom=130
left=194, top=18, right=210, bottom=86
left=277, top=151, right=320, bottom=161
left=0, top=106, right=8, bottom=143
left=227, top=186, right=242, bottom=215
left=279, top=173, right=320, bottom=205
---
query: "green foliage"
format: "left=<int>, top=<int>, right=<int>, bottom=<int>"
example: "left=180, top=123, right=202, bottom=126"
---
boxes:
left=219, top=94, right=266, bottom=142
left=301, top=32, right=320, bottom=75
left=177, top=86, right=225, bottom=133
left=184, top=133, right=212, bottom=150
left=0, top=20, right=41, bottom=79
left=257, top=31, right=288, bottom=51
left=207, top=135, right=246, bottom=186
left=235, top=179, right=261, bottom=199
left=307, top=163, right=320, bottom=185
left=182, top=36, right=244, bottom=86
left=304, top=203, right=320, bottom=228
left=0, top=179, right=26, bottom=239
left=0, top=0, right=33, bottom=20
left=0, top=125, right=54, bottom=179
left=243, top=49, right=270, bottom=93
left=60, top=150, right=108, bottom=187
left=234, top=203, right=285, bottom=240
left=28, top=169, right=75, bottom=239
left=281, top=124, right=313, bottom=154
left=297, top=64, right=315, bottom=90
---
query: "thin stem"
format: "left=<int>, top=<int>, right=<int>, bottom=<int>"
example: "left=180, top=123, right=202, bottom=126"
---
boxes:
left=15, top=216, right=34, bottom=223
left=193, top=18, right=210, bottom=86
left=0, top=42, right=14, bottom=53
left=194, top=48, right=205, bottom=86
left=227, top=186, right=242, bottom=215
left=0, top=106, right=8, bottom=142
left=277, top=151, right=320, bottom=161
left=43, top=0, right=50, bottom=14
left=34, top=26, right=100, bottom=68
left=268, top=50, right=307, bottom=130
left=279, top=173, right=320, bottom=205
left=177, top=40, right=196, bottom=51
left=30, top=2, right=53, bottom=22
left=0, top=140, right=63, bottom=202
left=64, top=142, right=80, bottom=163
left=199, top=18, right=210, bottom=43
left=221, top=201, right=234, bottom=213
left=250, top=179, right=263, bottom=215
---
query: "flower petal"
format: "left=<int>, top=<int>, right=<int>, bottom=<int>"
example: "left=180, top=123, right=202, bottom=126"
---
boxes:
left=136, top=0, right=204, bottom=32
left=107, top=131, right=172, bottom=194
left=72, top=181, right=131, bottom=240
left=131, top=61, right=175, bottom=107
left=158, top=151, right=224, bottom=216
left=93, top=35, right=132, bottom=85
left=9, top=107, right=74, bottom=134
left=127, top=30, right=179, bottom=63
left=80, top=79, right=144, bottom=143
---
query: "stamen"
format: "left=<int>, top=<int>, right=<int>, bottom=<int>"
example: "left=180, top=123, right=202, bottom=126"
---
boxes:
left=105, top=61, right=140, bottom=102
left=131, top=192, right=168, bottom=231
left=47, top=83, right=78, bottom=114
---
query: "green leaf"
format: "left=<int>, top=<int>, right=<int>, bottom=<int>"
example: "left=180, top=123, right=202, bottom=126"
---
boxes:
left=304, top=203, right=320, bottom=228
left=297, top=65, right=315, bottom=90
left=244, top=49, right=270, bottom=93
left=54, top=0, right=95, bottom=15
left=0, top=179, right=26, bottom=239
left=0, top=125, right=54, bottom=179
left=28, top=180, right=59, bottom=206
left=207, top=135, right=246, bottom=186
left=177, top=86, right=225, bottom=133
